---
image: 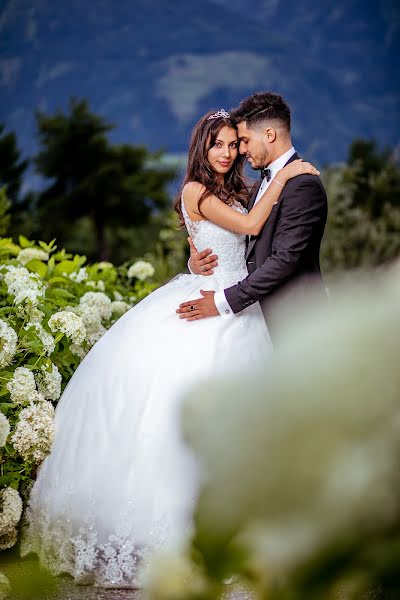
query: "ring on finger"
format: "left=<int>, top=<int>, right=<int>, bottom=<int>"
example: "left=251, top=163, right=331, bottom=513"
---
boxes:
left=201, top=266, right=206, bottom=272
left=190, top=305, right=196, bottom=311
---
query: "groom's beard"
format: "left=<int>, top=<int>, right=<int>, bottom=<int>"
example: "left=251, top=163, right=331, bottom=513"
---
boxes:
left=247, top=157, right=269, bottom=170
left=245, top=148, right=271, bottom=170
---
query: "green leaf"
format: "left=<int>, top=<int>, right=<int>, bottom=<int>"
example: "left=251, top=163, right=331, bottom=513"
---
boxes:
left=24, top=338, right=44, bottom=354
left=25, top=355, right=47, bottom=368
left=25, top=259, right=48, bottom=278
left=49, top=288, right=76, bottom=299
left=48, top=276, right=69, bottom=284
left=0, top=371, right=13, bottom=385
left=43, top=297, right=63, bottom=307
left=19, top=234, right=34, bottom=248
left=54, top=260, right=77, bottom=275
left=53, top=249, right=72, bottom=261
left=0, top=473, right=21, bottom=486
left=0, top=238, right=21, bottom=256
left=45, top=287, right=77, bottom=307
left=0, top=401, right=12, bottom=410
left=75, top=254, right=87, bottom=267
left=39, top=238, right=57, bottom=253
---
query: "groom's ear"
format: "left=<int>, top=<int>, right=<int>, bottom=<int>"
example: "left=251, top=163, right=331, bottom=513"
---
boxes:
left=265, top=127, right=277, bottom=143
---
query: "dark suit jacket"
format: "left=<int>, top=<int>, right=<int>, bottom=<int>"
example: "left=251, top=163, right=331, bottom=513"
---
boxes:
left=224, top=152, right=328, bottom=339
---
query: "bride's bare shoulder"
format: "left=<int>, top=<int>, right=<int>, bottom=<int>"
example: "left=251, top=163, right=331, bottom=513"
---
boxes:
left=182, top=181, right=205, bottom=199
left=182, top=182, right=206, bottom=218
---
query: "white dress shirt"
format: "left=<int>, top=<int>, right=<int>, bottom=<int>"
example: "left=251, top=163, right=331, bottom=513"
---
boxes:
left=214, top=147, right=296, bottom=317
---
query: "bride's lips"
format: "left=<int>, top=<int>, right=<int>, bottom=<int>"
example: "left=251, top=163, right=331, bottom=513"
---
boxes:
left=218, top=161, right=231, bottom=167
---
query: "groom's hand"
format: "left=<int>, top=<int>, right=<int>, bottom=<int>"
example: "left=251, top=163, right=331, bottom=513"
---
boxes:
left=176, top=290, right=219, bottom=321
left=188, top=237, right=218, bottom=276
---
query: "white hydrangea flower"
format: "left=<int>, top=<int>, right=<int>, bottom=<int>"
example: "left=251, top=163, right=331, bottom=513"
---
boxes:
left=21, top=288, right=42, bottom=304
left=97, top=261, right=113, bottom=270
left=17, top=305, right=44, bottom=323
left=11, top=400, right=55, bottom=464
left=0, top=487, right=23, bottom=537
left=6, top=367, right=37, bottom=404
left=70, top=343, right=88, bottom=360
left=128, top=260, right=155, bottom=281
left=86, top=280, right=106, bottom=291
left=69, top=267, right=88, bottom=283
left=24, top=322, right=56, bottom=356
left=0, top=413, right=10, bottom=447
left=4, top=265, right=45, bottom=305
left=36, top=363, right=62, bottom=401
left=0, top=528, right=17, bottom=551
left=30, top=307, right=45, bottom=323
left=0, top=319, right=18, bottom=368
left=79, top=291, right=112, bottom=321
left=111, top=301, right=131, bottom=317
left=31, top=390, right=46, bottom=403
left=69, top=303, right=106, bottom=346
left=17, top=248, right=49, bottom=266
left=86, top=325, right=106, bottom=346
left=113, top=290, right=123, bottom=301
left=48, top=311, right=86, bottom=344
left=0, top=412, right=10, bottom=447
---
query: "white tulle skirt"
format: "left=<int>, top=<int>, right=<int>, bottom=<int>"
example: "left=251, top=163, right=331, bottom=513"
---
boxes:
left=21, top=273, right=272, bottom=587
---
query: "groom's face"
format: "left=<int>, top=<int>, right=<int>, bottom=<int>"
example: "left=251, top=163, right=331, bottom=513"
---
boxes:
left=237, top=121, right=272, bottom=169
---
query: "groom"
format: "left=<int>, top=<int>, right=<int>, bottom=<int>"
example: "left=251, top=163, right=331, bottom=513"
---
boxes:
left=177, top=92, right=328, bottom=341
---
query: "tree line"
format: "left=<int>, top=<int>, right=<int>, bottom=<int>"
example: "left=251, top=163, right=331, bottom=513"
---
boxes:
left=0, top=99, right=178, bottom=266
left=1, top=99, right=399, bottom=274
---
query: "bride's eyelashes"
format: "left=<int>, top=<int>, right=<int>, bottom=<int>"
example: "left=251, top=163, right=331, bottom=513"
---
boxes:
left=213, top=141, right=238, bottom=149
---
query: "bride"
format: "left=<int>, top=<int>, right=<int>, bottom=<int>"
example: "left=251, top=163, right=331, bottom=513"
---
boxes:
left=21, top=109, right=318, bottom=588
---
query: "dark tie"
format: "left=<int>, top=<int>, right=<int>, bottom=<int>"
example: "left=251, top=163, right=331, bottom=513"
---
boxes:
left=260, top=167, right=271, bottom=181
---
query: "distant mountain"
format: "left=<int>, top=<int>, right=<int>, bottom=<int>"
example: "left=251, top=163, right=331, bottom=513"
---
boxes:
left=0, top=0, right=399, bottom=190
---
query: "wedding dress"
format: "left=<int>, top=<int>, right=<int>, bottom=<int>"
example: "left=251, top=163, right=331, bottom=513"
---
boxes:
left=21, top=200, right=272, bottom=587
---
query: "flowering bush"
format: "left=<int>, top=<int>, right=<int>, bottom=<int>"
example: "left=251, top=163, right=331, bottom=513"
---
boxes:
left=0, top=234, right=158, bottom=550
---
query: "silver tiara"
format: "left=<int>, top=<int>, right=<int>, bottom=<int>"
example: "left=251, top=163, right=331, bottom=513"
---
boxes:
left=207, top=109, right=230, bottom=120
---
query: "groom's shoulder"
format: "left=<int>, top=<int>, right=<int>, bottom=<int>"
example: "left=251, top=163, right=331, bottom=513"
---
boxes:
left=285, top=172, right=326, bottom=196
left=282, top=174, right=327, bottom=214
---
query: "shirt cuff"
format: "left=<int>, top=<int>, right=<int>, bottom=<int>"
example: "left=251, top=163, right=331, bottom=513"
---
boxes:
left=214, top=291, right=234, bottom=318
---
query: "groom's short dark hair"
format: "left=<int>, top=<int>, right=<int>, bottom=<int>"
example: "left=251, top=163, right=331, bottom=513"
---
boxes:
left=231, top=92, right=291, bottom=131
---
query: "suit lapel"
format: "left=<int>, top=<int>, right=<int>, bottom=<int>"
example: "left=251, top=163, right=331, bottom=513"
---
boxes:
left=246, top=232, right=257, bottom=259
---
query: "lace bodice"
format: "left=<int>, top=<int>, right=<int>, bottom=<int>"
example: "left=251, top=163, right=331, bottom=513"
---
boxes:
left=181, top=199, right=248, bottom=287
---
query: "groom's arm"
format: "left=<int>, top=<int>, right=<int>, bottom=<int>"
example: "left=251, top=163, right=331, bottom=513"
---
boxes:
left=225, top=176, right=327, bottom=313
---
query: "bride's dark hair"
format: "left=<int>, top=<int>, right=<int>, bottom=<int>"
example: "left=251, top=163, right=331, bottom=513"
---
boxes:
left=174, top=111, right=249, bottom=225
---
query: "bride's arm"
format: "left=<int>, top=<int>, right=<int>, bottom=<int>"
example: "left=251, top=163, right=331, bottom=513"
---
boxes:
left=184, top=160, right=319, bottom=236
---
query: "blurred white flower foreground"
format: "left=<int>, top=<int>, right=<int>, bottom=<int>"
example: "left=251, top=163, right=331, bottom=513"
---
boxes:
left=146, top=263, right=400, bottom=600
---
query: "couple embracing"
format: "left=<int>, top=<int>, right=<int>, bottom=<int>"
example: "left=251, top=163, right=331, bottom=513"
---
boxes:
left=21, top=92, right=327, bottom=588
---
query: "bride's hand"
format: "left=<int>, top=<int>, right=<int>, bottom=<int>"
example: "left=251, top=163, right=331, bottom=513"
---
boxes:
left=277, top=159, right=320, bottom=184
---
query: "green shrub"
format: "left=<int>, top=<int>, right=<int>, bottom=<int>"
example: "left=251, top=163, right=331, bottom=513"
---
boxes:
left=0, top=235, right=158, bottom=550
